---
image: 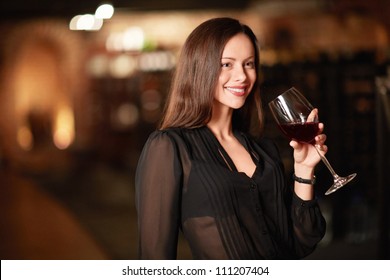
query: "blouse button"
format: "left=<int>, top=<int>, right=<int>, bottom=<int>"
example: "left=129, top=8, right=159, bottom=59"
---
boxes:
left=250, top=183, right=257, bottom=190
left=301, top=202, right=306, bottom=207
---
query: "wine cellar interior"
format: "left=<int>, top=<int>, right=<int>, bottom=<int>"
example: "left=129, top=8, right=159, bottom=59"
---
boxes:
left=0, top=0, right=389, bottom=259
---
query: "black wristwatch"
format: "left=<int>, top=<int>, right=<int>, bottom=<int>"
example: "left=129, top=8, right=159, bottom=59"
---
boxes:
left=293, top=173, right=316, bottom=185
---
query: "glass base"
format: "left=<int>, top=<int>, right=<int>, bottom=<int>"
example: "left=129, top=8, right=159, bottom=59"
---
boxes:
left=325, top=173, right=357, bottom=195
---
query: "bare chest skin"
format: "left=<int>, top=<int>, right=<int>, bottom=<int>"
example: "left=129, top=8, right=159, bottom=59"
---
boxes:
left=218, top=136, right=257, bottom=178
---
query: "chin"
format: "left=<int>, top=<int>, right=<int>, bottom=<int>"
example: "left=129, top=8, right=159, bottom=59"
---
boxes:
left=230, top=102, right=246, bottom=109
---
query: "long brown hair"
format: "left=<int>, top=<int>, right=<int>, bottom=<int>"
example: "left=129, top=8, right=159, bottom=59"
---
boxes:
left=159, top=17, right=263, bottom=137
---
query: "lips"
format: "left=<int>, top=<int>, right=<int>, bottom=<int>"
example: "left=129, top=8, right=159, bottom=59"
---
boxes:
left=225, top=86, right=246, bottom=97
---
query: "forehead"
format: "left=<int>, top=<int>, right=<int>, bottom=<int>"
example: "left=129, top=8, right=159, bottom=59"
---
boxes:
left=222, top=33, right=254, bottom=57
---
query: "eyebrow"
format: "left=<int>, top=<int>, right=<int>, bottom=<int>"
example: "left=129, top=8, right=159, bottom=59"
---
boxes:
left=221, top=56, right=255, bottom=60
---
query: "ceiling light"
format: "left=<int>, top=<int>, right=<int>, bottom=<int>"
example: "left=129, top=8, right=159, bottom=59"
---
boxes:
left=95, top=4, right=114, bottom=19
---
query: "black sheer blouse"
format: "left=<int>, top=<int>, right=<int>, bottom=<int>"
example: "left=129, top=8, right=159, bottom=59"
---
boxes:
left=135, top=126, right=326, bottom=259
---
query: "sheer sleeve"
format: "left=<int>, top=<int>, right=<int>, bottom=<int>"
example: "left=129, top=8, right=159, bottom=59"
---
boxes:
left=135, top=130, right=182, bottom=259
left=258, top=137, right=326, bottom=258
left=290, top=193, right=326, bottom=257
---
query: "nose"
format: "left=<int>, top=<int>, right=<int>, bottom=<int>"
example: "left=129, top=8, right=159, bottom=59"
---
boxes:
left=233, top=65, right=247, bottom=82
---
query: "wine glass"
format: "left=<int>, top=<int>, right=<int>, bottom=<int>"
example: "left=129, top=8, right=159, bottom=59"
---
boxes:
left=268, top=87, right=357, bottom=195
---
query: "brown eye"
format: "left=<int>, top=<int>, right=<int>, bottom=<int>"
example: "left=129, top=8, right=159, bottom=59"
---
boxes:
left=245, top=61, right=255, bottom=68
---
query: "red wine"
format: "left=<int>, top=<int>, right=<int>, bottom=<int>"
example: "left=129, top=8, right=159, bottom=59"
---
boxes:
left=278, top=122, right=319, bottom=144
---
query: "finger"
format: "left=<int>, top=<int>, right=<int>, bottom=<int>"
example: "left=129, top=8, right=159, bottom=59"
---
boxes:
left=289, top=140, right=301, bottom=150
left=315, top=133, right=327, bottom=144
left=315, top=144, right=328, bottom=154
left=307, top=108, right=318, bottom=122
left=317, top=122, right=324, bottom=133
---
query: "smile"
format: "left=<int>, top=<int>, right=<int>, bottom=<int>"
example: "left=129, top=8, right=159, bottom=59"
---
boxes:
left=226, top=87, right=246, bottom=96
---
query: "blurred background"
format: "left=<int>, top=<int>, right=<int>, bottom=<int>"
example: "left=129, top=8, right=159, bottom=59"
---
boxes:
left=0, top=0, right=389, bottom=260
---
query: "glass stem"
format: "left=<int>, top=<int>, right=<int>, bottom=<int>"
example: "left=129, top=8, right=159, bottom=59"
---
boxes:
left=313, top=144, right=339, bottom=179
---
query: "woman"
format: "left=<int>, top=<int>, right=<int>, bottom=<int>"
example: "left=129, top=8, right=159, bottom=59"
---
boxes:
left=135, top=17, right=326, bottom=259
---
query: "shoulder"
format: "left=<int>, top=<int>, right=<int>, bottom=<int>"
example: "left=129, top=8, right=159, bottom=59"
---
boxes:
left=143, top=129, right=177, bottom=149
left=138, top=130, right=182, bottom=163
left=144, top=127, right=192, bottom=150
left=140, top=128, right=196, bottom=166
left=146, top=128, right=185, bottom=142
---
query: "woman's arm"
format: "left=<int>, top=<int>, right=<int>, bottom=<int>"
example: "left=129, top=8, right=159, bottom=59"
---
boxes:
left=289, top=110, right=327, bottom=256
left=135, top=131, right=182, bottom=259
left=290, top=110, right=327, bottom=200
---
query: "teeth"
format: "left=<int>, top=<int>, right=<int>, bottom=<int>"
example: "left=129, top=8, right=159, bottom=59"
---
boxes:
left=226, top=87, right=245, bottom=93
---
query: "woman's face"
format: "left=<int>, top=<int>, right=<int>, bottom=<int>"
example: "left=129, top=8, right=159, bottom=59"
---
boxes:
left=214, top=33, right=256, bottom=111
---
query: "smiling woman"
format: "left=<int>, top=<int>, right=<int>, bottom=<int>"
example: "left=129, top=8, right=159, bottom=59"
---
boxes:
left=159, top=17, right=262, bottom=132
left=214, top=33, right=257, bottom=110
left=135, top=17, right=327, bottom=260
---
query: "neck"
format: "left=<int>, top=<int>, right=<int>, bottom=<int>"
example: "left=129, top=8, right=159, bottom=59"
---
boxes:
left=207, top=105, right=234, bottom=140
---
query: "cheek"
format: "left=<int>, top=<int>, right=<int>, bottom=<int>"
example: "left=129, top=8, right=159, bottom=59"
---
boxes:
left=248, top=70, right=257, bottom=82
left=218, top=72, right=229, bottom=85
left=215, top=75, right=226, bottom=98
left=248, top=72, right=257, bottom=88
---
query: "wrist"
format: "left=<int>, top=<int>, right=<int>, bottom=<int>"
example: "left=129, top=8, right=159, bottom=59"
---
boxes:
left=293, top=173, right=316, bottom=185
left=294, top=163, right=315, bottom=179
left=293, top=165, right=315, bottom=200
